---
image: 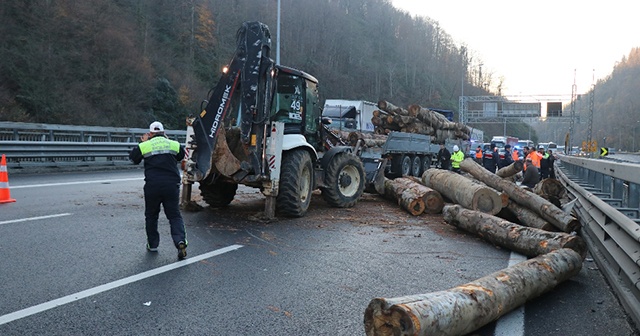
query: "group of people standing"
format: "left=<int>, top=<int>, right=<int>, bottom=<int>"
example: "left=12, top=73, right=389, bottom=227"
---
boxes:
left=436, top=143, right=464, bottom=173
left=520, top=146, right=557, bottom=188
left=439, top=142, right=558, bottom=190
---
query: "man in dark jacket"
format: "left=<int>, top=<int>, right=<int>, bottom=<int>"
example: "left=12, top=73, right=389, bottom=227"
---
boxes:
left=437, top=143, right=451, bottom=170
left=484, top=144, right=499, bottom=173
left=499, top=144, right=514, bottom=169
left=129, top=121, right=188, bottom=260
left=521, top=159, right=540, bottom=188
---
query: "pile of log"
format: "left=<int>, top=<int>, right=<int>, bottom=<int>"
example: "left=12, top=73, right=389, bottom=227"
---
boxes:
left=364, top=158, right=584, bottom=335
left=376, top=174, right=444, bottom=216
left=374, top=100, right=471, bottom=143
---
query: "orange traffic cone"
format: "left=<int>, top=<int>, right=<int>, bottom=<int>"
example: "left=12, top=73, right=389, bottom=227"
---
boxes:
left=0, top=154, right=16, bottom=204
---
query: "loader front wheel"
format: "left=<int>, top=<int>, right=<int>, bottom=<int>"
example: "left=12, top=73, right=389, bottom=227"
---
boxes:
left=277, top=149, right=314, bottom=217
left=199, top=177, right=238, bottom=207
left=321, top=153, right=365, bottom=208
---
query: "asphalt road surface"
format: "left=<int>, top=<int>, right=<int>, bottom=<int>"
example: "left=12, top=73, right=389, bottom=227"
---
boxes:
left=0, top=169, right=637, bottom=335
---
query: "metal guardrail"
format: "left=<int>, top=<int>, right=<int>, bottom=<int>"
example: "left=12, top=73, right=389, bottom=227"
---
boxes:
left=0, top=122, right=187, bottom=170
left=556, top=155, right=640, bottom=328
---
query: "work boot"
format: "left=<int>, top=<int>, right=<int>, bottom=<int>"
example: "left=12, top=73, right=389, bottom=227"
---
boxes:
left=177, top=241, right=187, bottom=260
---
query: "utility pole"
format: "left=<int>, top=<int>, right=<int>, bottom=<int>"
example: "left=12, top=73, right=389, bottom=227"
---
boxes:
left=568, top=70, right=577, bottom=153
left=276, top=0, right=281, bottom=65
left=587, top=70, right=595, bottom=157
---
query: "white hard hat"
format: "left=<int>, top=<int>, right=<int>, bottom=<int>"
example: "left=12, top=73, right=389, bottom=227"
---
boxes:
left=149, top=121, right=164, bottom=133
left=453, top=145, right=459, bottom=151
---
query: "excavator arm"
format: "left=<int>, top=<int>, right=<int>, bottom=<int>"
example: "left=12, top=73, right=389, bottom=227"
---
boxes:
left=188, top=21, right=275, bottom=182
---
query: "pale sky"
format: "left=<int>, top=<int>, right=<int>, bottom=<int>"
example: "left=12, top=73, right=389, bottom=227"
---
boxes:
left=391, top=0, right=640, bottom=97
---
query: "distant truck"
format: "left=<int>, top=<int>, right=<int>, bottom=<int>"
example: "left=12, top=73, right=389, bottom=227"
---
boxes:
left=491, top=136, right=518, bottom=149
left=323, top=99, right=481, bottom=181
left=322, top=100, right=377, bottom=133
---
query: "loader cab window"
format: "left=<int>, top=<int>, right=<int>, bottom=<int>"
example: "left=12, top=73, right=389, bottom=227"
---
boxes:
left=305, top=80, right=319, bottom=134
left=272, top=74, right=305, bottom=134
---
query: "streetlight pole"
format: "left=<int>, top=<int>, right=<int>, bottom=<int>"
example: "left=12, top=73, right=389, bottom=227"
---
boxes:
left=276, top=0, right=281, bottom=65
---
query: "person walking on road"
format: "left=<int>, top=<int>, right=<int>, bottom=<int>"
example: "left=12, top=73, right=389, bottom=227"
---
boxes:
left=437, top=143, right=451, bottom=170
left=129, top=121, right=188, bottom=260
left=451, top=145, right=464, bottom=173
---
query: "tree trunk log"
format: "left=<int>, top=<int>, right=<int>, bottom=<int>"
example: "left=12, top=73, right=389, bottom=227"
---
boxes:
left=443, top=204, right=586, bottom=257
left=378, top=100, right=411, bottom=116
left=506, top=201, right=557, bottom=231
left=382, top=177, right=444, bottom=215
left=421, top=169, right=503, bottom=215
left=496, top=160, right=524, bottom=178
left=364, top=248, right=583, bottom=336
left=460, top=158, right=580, bottom=233
left=534, top=178, right=566, bottom=199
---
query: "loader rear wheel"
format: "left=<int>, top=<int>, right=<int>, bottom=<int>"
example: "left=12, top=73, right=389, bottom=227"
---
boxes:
left=199, top=177, right=238, bottom=207
left=321, top=153, right=365, bottom=208
left=277, top=149, right=314, bottom=217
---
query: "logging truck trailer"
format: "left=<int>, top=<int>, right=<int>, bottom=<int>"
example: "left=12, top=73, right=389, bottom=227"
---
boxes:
left=181, top=22, right=366, bottom=219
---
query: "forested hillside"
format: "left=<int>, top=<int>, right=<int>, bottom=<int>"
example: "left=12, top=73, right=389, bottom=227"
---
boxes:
left=0, top=0, right=491, bottom=130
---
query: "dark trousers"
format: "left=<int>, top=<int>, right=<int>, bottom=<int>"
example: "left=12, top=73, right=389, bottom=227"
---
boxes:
left=144, top=182, right=186, bottom=248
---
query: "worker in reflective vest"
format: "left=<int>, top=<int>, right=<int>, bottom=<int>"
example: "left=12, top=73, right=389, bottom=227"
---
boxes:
left=474, top=145, right=483, bottom=164
left=129, top=121, right=188, bottom=260
left=512, top=147, right=520, bottom=161
left=451, top=145, right=464, bottom=173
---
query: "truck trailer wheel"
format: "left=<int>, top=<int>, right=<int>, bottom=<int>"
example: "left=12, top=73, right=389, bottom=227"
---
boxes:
left=321, top=153, right=365, bottom=208
left=411, top=155, right=422, bottom=177
left=421, top=155, right=431, bottom=175
left=277, top=149, right=314, bottom=217
left=199, top=177, right=238, bottom=207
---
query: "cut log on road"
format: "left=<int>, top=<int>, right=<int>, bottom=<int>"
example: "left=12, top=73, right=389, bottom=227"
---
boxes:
left=496, top=160, right=524, bottom=178
left=506, top=201, right=557, bottom=232
left=382, top=177, right=444, bottom=215
left=460, top=158, right=580, bottom=233
left=422, top=169, right=503, bottom=215
left=364, top=248, right=583, bottom=336
left=442, top=204, right=586, bottom=257
left=534, top=178, right=566, bottom=198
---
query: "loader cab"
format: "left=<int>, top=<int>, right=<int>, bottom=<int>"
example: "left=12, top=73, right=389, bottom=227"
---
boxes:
left=271, top=66, right=320, bottom=145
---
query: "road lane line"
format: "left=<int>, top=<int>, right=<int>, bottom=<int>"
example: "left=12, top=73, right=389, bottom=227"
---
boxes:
left=11, top=177, right=142, bottom=189
left=494, top=251, right=527, bottom=336
left=0, top=213, right=72, bottom=226
left=0, top=244, right=244, bottom=325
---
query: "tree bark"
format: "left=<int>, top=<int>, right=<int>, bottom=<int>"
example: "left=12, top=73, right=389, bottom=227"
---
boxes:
left=496, top=160, right=524, bottom=178
left=506, top=201, right=557, bottom=231
left=383, top=177, right=444, bottom=215
left=442, top=204, right=586, bottom=257
left=421, top=169, right=503, bottom=215
left=364, top=248, right=583, bottom=336
left=460, top=158, right=580, bottom=233
left=378, top=100, right=411, bottom=116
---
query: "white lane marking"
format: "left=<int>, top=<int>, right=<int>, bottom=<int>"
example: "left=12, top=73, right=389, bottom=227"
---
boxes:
left=0, top=213, right=72, bottom=226
left=10, top=177, right=142, bottom=189
left=0, top=244, right=243, bottom=326
left=494, top=251, right=527, bottom=336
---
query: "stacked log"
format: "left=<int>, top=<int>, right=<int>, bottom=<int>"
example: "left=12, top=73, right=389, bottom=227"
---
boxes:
left=376, top=100, right=470, bottom=143
left=364, top=248, right=583, bottom=336
left=460, top=158, right=580, bottom=233
left=421, top=169, right=503, bottom=215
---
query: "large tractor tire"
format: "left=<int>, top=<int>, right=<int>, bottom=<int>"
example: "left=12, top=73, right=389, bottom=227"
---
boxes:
left=321, top=152, right=365, bottom=208
left=199, top=176, right=238, bottom=207
left=277, top=149, right=314, bottom=217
